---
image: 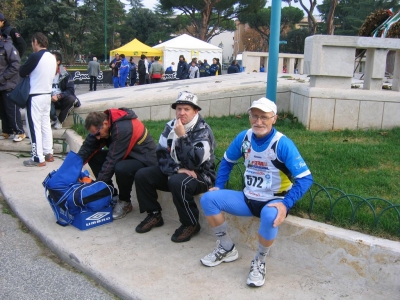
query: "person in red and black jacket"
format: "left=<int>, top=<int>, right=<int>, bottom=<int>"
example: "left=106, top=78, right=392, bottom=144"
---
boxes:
left=78, top=108, right=157, bottom=220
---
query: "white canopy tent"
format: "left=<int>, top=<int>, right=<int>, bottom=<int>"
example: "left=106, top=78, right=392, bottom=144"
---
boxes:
left=153, top=34, right=222, bottom=70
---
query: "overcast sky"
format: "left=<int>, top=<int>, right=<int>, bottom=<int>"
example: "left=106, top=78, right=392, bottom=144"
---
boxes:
left=139, top=0, right=320, bottom=14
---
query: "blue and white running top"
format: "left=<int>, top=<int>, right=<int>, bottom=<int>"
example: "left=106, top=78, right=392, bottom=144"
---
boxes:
left=221, top=128, right=311, bottom=203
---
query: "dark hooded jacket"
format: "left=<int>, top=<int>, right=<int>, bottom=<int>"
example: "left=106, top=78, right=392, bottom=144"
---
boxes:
left=0, top=35, right=20, bottom=91
left=78, top=108, right=157, bottom=183
left=0, top=20, right=26, bottom=57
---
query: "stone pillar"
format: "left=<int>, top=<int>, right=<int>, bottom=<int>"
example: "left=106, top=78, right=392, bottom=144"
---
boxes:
left=363, top=48, right=388, bottom=90
left=288, top=58, right=295, bottom=73
left=278, top=57, right=284, bottom=73
left=263, top=56, right=269, bottom=72
left=305, top=36, right=355, bottom=88
left=391, top=50, right=400, bottom=91
left=298, top=58, right=304, bottom=74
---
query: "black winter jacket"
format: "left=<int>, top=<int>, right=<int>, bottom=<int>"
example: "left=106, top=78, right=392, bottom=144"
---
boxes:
left=0, top=35, right=20, bottom=91
left=156, top=114, right=216, bottom=188
left=0, top=21, right=26, bottom=57
left=78, top=108, right=157, bottom=183
left=176, top=61, right=189, bottom=79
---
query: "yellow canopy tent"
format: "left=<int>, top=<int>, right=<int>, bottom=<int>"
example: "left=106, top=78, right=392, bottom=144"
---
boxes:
left=109, top=39, right=163, bottom=60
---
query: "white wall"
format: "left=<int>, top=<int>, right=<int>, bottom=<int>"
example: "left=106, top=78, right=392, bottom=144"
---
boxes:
left=209, top=31, right=235, bottom=63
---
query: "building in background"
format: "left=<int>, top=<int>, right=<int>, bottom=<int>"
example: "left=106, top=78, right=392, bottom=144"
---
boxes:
left=209, top=31, right=234, bottom=66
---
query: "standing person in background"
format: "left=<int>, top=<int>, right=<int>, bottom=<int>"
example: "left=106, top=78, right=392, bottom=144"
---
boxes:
left=216, top=58, right=222, bottom=75
left=118, top=54, right=129, bottom=88
left=188, top=60, right=200, bottom=79
left=0, top=13, right=26, bottom=57
left=138, top=54, right=146, bottom=85
left=198, top=60, right=209, bottom=77
left=176, top=55, right=189, bottom=80
left=129, top=57, right=137, bottom=86
left=0, top=34, right=26, bottom=142
left=19, top=32, right=57, bottom=167
left=50, top=52, right=80, bottom=130
left=109, top=53, right=121, bottom=88
left=149, top=56, right=164, bottom=84
left=88, top=56, right=101, bottom=91
left=203, top=59, right=211, bottom=75
left=209, top=58, right=219, bottom=76
left=227, top=60, right=240, bottom=74
left=145, top=56, right=152, bottom=84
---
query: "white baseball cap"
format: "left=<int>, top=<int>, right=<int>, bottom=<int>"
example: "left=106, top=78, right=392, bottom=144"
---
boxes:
left=247, top=97, right=277, bottom=114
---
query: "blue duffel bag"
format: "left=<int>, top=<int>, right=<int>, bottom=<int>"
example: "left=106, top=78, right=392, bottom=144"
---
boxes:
left=42, top=151, right=113, bottom=226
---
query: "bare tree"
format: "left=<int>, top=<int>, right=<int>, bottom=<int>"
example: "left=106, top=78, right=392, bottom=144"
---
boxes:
left=298, top=0, right=318, bottom=34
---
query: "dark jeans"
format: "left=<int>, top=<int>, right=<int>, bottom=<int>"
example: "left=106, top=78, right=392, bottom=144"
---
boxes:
left=88, top=150, right=146, bottom=202
left=135, top=165, right=208, bottom=226
left=0, top=90, right=24, bottom=134
left=50, top=95, right=76, bottom=123
left=139, top=74, right=145, bottom=85
left=89, top=76, right=97, bottom=91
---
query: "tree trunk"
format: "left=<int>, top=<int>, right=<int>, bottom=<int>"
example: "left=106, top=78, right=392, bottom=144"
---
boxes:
left=299, top=0, right=318, bottom=35
left=326, top=0, right=338, bottom=35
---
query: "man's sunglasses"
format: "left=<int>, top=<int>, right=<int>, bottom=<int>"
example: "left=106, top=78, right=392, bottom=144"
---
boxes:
left=89, top=126, right=102, bottom=137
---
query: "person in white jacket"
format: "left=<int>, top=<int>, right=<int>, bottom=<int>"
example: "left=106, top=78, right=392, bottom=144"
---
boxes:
left=188, top=60, right=199, bottom=79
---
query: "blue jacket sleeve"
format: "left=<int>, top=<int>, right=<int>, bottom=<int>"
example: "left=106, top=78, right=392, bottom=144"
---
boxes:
left=282, top=174, right=313, bottom=210
left=215, top=158, right=235, bottom=189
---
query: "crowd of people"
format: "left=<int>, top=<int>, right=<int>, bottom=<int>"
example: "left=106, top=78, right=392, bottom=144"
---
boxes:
left=0, top=12, right=314, bottom=288
left=104, top=52, right=242, bottom=87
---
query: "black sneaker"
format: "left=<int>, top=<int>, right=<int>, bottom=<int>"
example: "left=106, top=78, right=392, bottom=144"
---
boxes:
left=135, top=213, right=164, bottom=233
left=171, top=223, right=201, bottom=243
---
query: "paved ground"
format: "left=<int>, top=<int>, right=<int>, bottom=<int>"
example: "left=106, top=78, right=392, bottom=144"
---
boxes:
left=0, top=151, right=396, bottom=300
left=0, top=194, right=115, bottom=300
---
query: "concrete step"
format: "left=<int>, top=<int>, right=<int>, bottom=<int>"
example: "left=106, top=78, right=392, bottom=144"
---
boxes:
left=0, top=137, right=65, bottom=154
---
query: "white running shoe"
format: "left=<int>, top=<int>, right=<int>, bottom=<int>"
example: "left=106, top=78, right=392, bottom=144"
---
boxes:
left=13, top=133, right=26, bottom=142
left=246, top=258, right=266, bottom=287
left=53, top=119, right=62, bottom=129
left=200, top=240, right=238, bottom=267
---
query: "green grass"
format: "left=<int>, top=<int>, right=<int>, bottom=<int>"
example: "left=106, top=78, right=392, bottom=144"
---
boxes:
left=73, top=114, right=400, bottom=240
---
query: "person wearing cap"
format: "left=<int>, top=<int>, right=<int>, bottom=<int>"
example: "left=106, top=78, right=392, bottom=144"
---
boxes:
left=134, top=91, right=216, bottom=243
left=199, top=97, right=313, bottom=287
left=0, top=13, right=26, bottom=57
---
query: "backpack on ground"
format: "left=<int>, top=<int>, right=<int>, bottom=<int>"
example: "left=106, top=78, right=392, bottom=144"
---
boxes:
left=42, top=151, right=113, bottom=227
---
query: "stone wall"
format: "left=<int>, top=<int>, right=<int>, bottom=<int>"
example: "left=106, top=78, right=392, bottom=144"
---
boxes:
left=66, top=71, right=400, bottom=131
